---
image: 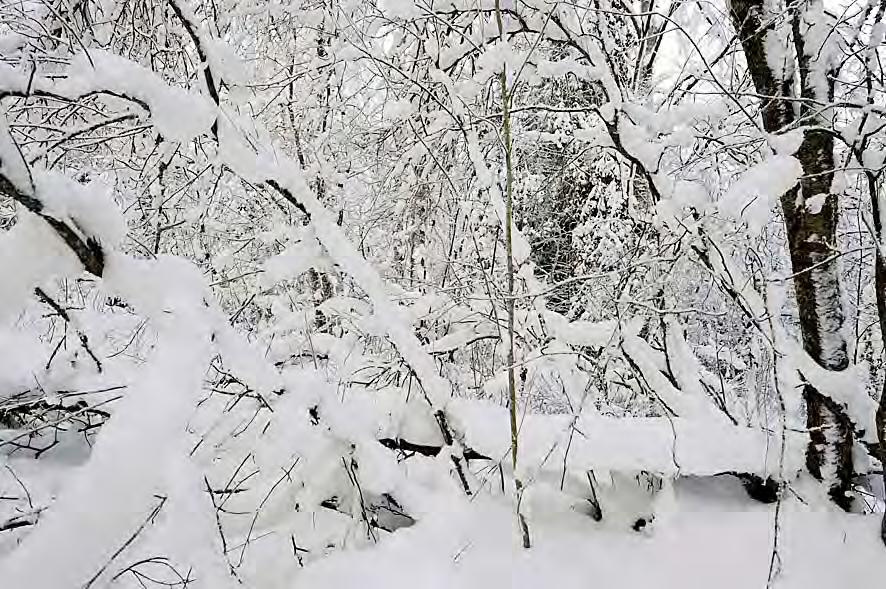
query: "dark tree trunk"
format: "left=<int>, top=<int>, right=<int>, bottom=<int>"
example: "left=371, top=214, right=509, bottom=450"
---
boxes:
left=866, top=170, right=886, bottom=540
left=728, top=0, right=856, bottom=508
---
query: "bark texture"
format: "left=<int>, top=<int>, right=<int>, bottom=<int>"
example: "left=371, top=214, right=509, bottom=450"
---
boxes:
left=728, top=0, right=855, bottom=509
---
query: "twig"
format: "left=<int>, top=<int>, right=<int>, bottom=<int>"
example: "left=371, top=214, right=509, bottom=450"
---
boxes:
left=82, top=495, right=168, bottom=588
left=34, top=287, right=102, bottom=372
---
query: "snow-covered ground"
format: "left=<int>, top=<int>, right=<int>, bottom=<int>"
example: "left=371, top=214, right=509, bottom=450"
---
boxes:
left=295, top=477, right=885, bottom=589
left=3, top=393, right=882, bottom=588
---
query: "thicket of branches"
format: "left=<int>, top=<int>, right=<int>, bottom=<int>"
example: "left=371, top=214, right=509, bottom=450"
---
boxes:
left=0, top=0, right=885, bottom=586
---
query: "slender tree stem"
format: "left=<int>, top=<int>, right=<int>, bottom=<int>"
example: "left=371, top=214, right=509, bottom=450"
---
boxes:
left=495, top=0, right=530, bottom=549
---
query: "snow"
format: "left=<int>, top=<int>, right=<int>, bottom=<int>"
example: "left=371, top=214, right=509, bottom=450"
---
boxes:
left=379, top=0, right=422, bottom=19
left=35, top=170, right=126, bottom=247
left=789, top=343, right=878, bottom=444
left=467, top=129, right=493, bottom=189
left=0, top=62, right=27, bottom=94
left=62, top=51, right=216, bottom=142
left=205, top=38, right=250, bottom=86
left=720, top=155, right=803, bottom=234
left=0, top=118, right=33, bottom=193
left=156, top=456, right=242, bottom=589
left=381, top=98, right=415, bottom=122
left=621, top=334, right=725, bottom=421
left=292, top=481, right=886, bottom=589
left=769, top=129, right=805, bottom=155
left=764, top=26, right=794, bottom=83
left=449, top=398, right=803, bottom=479
left=794, top=1, right=839, bottom=111
left=0, top=32, right=26, bottom=56
left=488, top=183, right=532, bottom=265
left=2, top=3, right=885, bottom=587
left=663, top=317, right=729, bottom=422
left=474, top=41, right=525, bottom=86
left=424, top=322, right=499, bottom=354
left=804, top=193, right=827, bottom=214
left=0, top=215, right=81, bottom=320
left=695, top=344, right=748, bottom=370
left=0, top=255, right=214, bottom=588
left=219, top=120, right=455, bottom=411
left=535, top=58, right=600, bottom=81
left=0, top=328, right=47, bottom=393
left=213, top=320, right=285, bottom=396
left=261, top=227, right=328, bottom=285
left=805, top=263, right=850, bottom=371
left=545, top=313, right=617, bottom=349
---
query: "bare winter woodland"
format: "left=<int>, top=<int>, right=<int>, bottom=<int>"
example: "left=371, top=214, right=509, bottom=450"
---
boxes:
left=1, top=0, right=886, bottom=586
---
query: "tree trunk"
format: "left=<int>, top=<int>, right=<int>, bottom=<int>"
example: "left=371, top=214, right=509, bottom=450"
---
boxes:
left=866, top=170, right=886, bottom=539
left=729, top=0, right=855, bottom=508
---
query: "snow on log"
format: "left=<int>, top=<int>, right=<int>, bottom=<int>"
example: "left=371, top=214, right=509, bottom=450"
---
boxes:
left=447, top=399, right=804, bottom=479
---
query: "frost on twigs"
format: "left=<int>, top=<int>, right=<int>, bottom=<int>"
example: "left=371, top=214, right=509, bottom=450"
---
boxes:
left=1, top=0, right=885, bottom=584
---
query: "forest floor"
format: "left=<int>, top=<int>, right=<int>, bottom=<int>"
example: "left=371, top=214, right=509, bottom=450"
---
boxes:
left=295, top=476, right=885, bottom=589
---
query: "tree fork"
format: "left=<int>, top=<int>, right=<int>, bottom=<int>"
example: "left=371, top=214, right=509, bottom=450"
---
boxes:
left=728, top=0, right=856, bottom=508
